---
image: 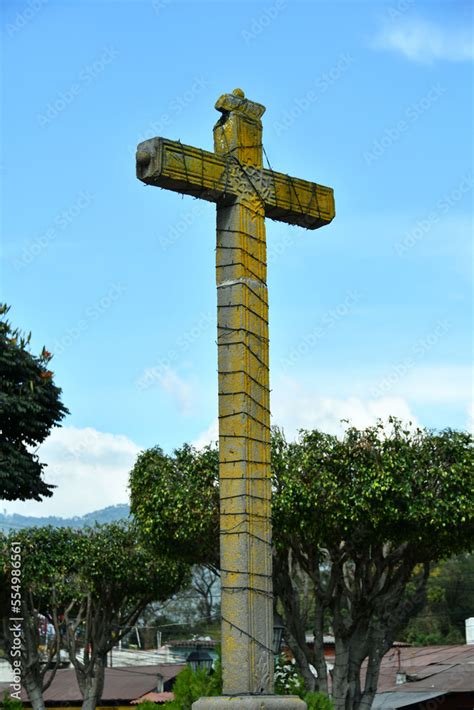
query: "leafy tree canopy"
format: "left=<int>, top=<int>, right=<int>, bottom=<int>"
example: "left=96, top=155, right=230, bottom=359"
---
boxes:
left=272, top=422, right=473, bottom=560
left=130, top=444, right=219, bottom=568
left=0, top=523, right=190, bottom=710
left=163, top=660, right=222, bottom=709
left=0, top=304, right=68, bottom=501
left=129, top=420, right=473, bottom=710
left=0, top=522, right=189, bottom=618
left=130, top=422, right=473, bottom=569
left=400, top=552, right=474, bottom=645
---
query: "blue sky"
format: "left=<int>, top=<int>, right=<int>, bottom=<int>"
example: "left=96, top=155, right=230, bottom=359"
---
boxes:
left=1, top=0, right=472, bottom=516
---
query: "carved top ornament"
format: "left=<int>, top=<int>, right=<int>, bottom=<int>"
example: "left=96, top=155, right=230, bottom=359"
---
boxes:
left=215, top=88, right=266, bottom=124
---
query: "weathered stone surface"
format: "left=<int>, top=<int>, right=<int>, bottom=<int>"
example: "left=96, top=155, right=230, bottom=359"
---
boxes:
left=192, top=695, right=307, bottom=709
left=136, top=88, right=333, bottom=708
left=214, top=90, right=273, bottom=696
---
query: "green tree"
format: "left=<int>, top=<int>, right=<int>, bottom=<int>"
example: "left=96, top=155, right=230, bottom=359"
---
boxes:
left=0, top=524, right=189, bottom=710
left=272, top=423, right=473, bottom=707
left=62, top=523, right=189, bottom=710
left=130, top=444, right=219, bottom=569
left=2, top=692, right=24, bottom=710
left=0, top=527, right=78, bottom=710
left=136, top=564, right=221, bottom=646
left=163, top=660, right=222, bottom=709
left=274, top=653, right=305, bottom=696
left=130, top=421, right=474, bottom=710
left=400, top=553, right=474, bottom=645
left=0, top=304, right=68, bottom=501
left=303, top=692, right=335, bottom=710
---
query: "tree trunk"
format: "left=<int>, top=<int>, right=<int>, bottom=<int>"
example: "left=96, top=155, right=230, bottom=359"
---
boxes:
left=312, top=579, right=329, bottom=694
left=312, top=628, right=328, bottom=693
left=274, top=549, right=319, bottom=691
left=79, top=660, right=105, bottom=710
left=331, top=627, right=369, bottom=710
left=23, top=672, right=45, bottom=710
left=14, top=604, right=46, bottom=710
left=357, top=653, right=381, bottom=710
left=285, top=626, right=317, bottom=692
left=331, top=636, right=349, bottom=710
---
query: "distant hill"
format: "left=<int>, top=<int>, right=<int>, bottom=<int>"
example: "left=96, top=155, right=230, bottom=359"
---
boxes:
left=0, top=504, right=130, bottom=532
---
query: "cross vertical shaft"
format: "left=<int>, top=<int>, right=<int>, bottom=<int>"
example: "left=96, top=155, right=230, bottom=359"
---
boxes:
left=135, top=87, right=334, bottom=708
left=214, top=92, right=273, bottom=695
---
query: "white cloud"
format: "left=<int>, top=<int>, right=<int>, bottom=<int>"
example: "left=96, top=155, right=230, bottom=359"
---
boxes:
left=373, top=18, right=474, bottom=63
left=391, top=365, right=472, bottom=403
left=193, top=419, right=219, bottom=449
left=193, top=362, right=471, bottom=447
left=271, top=376, right=418, bottom=439
left=193, top=383, right=418, bottom=447
left=2, top=427, right=141, bottom=518
left=155, top=366, right=195, bottom=414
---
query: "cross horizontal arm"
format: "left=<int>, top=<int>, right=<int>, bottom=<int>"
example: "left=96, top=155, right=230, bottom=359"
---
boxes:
left=136, top=137, right=335, bottom=230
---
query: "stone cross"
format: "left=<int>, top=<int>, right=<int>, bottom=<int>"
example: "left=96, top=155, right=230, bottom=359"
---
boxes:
left=136, top=89, right=334, bottom=709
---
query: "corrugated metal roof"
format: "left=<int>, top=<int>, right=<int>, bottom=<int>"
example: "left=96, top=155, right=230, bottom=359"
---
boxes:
left=167, top=639, right=217, bottom=648
left=376, top=645, right=474, bottom=693
left=372, top=691, right=446, bottom=710
left=305, top=634, right=412, bottom=648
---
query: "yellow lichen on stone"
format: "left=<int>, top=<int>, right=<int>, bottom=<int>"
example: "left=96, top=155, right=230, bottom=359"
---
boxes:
left=135, top=90, right=334, bottom=710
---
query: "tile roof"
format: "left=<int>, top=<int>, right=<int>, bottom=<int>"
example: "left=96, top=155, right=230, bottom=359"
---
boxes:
left=131, top=691, right=175, bottom=704
left=0, top=663, right=185, bottom=704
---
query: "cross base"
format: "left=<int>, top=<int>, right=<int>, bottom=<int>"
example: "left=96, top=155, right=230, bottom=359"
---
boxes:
left=192, top=695, right=307, bottom=709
